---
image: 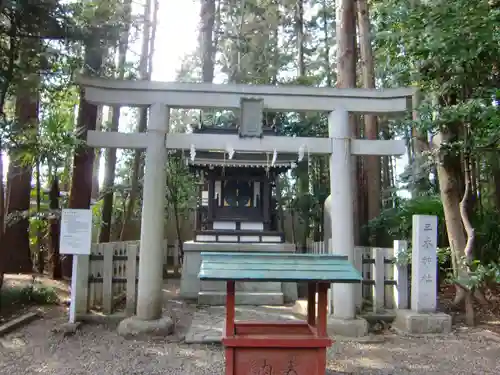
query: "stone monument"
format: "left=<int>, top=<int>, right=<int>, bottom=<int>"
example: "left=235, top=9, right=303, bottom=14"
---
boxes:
left=394, top=215, right=452, bottom=334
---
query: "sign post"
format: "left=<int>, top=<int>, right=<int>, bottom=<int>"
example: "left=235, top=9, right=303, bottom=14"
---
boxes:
left=59, top=209, right=93, bottom=323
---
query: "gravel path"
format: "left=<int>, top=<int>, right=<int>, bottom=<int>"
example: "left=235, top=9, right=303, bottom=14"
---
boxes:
left=1, top=280, right=499, bottom=374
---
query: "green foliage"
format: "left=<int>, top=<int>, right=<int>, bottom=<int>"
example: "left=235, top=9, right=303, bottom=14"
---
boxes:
left=371, top=0, right=500, bottom=280
left=452, top=258, right=500, bottom=291
left=368, top=195, right=446, bottom=247
left=393, top=245, right=451, bottom=276
left=0, top=279, right=59, bottom=308
left=472, top=208, right=500, bottom=264
left=373, top=0, right=500, bottom=144
left=2, top=85, right=80, bottom=233
left=0, top=1, right=78, bottom=106
left=5, top=86, right=81, bottom=171
left=29, top=217, right=47, bottom=247
left=165, top=155, right=197, bottom=219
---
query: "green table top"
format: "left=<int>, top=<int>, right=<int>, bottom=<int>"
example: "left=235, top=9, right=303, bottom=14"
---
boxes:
left=198, top=252, right=362, bottom=282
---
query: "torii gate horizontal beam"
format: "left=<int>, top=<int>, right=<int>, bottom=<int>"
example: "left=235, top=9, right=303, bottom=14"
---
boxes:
left=87, top=132, right=150, bottom=148
left=86, top=131, right=405, bottom=156
left=78, top=76, right=415, bottom=114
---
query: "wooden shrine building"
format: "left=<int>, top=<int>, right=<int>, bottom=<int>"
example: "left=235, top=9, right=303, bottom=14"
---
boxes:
left=187, top=121, right=298, bottom=244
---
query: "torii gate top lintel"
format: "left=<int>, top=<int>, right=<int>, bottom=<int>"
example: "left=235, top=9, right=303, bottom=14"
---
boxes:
left=82, top=76, right=410, bottom=157
left=77, top=76, right=415, bottom=114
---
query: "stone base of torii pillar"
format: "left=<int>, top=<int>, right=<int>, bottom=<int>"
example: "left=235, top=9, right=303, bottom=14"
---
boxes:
left=322, top=194, right=368, bottom=338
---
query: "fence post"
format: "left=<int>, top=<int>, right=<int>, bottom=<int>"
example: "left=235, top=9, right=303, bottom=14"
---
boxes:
left=161, top=239, right=168, bottom=278
left=353, top=247, right=363, bottom=312
left=73, top=253, right=90, bottom=318
left=384, top=247, right=394, bottom=309
left=162, top=239, right=167, bottom=268
left=327, top=239, right=332, bottom=314
left=393, top=240, right=409, bottom=309
left=362, top=248, right=370, bottom=302
left=174, top=240, right=180, bottom=274
left=372, top=247, right=385, bottom=313
left=102, top=244, right=114, bottom=314
left=126, top=242, right=139, bottom=316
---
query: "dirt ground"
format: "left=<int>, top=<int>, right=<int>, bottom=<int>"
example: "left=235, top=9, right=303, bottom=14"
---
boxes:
left=1, top=277, right=500, bottom=374
left=438, top=283, right=500, bottom=336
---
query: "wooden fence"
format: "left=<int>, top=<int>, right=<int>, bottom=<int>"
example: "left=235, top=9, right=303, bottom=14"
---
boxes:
left=75, top=238, right=408, bottom=317
left=308, top=240, right=409, bottom=313
left=84, top=240, right=181, bottom=315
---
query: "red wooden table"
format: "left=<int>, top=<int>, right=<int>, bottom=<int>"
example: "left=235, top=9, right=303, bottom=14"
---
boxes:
left=198, top=252, right=362, bottom=375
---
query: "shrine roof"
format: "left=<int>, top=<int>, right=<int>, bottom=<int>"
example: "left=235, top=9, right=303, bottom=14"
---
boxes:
left=198, top=252, right=362, bottom=283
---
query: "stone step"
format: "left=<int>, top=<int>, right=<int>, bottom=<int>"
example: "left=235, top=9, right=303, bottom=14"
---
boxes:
left=198, top=291, right=284, bottom=306
left=201, top=280, right=282, bottom=293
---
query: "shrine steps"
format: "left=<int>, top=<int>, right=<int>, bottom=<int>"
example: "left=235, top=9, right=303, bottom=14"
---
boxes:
left=199, top=280, right=285, bottom=305
left=180, top=241, right=298, bottom=305
left=198, top=291, right=284, bottom=305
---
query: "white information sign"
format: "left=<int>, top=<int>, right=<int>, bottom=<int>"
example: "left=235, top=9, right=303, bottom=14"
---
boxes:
left=411, top=215, right=438, bottom=313
left=60, top=209, right=92, bottom=255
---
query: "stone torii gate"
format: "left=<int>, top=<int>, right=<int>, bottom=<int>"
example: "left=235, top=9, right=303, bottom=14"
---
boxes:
left=78, top=76, right=414, bottom=334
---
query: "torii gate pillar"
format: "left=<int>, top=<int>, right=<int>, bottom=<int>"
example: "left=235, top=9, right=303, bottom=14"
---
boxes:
left=136, top=104, right=169, bottom=321
left=328, top=108, right=356, bottom=320
left=325, top=108, right=404, bottom=336
left=117, top=103, right=174, bottom=335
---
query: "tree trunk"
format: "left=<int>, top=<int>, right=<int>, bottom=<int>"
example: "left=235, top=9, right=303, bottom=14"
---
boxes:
left=0, top=146, right=4, bottom=288
left=290, top=206, right=297, bottom=250
left=275, top=177, right=285, bottom=233
left=200, top=0, right=216, bottom=83
left=357, top=0, right=380, bottom=244
left=411, top=90, right=431, bottom=197
left=469, top=155, right=478, bottom=211
left=459, top=145, right=475, bottom=325
left=91, top=106, right=103, bottom=200
left=2, top=72, right=39, bottom=273
left=0, top=146, right=4, bottom=235
left=120, top=147, right=144, bottom=240
left=295, top=0, right=311, bottom=251
left=59, top=156, right=72, bottom=192
left=120, top=0, right=156, bottom=240
left=322, top=0, right=332, bottom=87
left=336, top=0, right=360, bottom=244
left=172, top=202, right=183, bottom=258
left=492, top=156, right=500, bottom=212
left=148, top=0, right=159, bottom=75
left=227, top=0, right=247, bottom=83
left=267, top=1, right=280, bottom=84
left=433, top=131, right=468, bottom=304
left=35, top=157, right=43, bottom=273
left=64, top=36, right=104, bottom=277
left=99, top=0, right=132, bottom=243
left=295, top=0, right=306, bottom=78
left=48, top=177, right=62, bottom=279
